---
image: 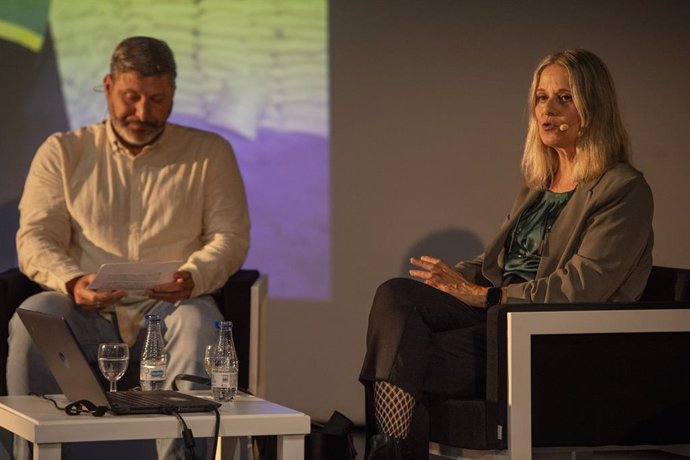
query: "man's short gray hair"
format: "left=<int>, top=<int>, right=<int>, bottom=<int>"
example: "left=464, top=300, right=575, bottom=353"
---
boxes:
left=110, top=36, right=177, bottom=82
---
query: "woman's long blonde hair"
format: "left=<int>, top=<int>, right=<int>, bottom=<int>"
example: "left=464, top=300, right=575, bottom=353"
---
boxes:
left=522, top=49, right=631, bottom=190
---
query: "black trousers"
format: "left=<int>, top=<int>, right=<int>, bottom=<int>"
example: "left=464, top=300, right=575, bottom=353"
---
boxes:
left=359, top=277, right=488, bottom=457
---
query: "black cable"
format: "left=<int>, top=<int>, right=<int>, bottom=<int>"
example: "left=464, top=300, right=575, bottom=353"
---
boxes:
left=30, top=393, right=66, bottom=410
left=172, top=411, right=197, bottom=460
left=172, top=374, right=211, bottom=391
left=172, top=408, right=220, bottom=460
left=30, top=393, right=106, bottom=416
left=170, top=372, right=253, bottom=395
left=162, top=373, right=235, bottom=460
left=64, top=399, right=107, bottom=416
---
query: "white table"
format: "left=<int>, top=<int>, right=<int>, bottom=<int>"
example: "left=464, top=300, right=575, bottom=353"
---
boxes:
left=0, top=392, right=310, bottom=460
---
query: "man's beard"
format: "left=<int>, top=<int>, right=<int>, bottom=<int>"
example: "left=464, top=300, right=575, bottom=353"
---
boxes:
left=111, top=116, right=165, bottom=148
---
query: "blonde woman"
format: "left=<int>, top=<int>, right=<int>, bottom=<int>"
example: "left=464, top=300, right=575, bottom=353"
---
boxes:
left=360, top=49, right=653, bottom=459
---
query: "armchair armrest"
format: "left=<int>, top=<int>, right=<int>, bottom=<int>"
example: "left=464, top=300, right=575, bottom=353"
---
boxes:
left=487, top=301, right=690, bottom=458
left=430, top=266, right=690, bottom=457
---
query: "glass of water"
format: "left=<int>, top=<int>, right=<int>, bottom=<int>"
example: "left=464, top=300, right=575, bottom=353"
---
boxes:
left=98, top=343, right=129, bottom=392
left=204, top=344, right=216, bottom=377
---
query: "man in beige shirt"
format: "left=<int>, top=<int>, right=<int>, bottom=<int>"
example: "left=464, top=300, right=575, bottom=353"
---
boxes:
left=8, top=36, right=250, bottom=459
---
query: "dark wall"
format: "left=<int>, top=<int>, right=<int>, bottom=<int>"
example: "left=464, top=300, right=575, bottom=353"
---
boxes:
left=0, top=27, right=69, bottom=270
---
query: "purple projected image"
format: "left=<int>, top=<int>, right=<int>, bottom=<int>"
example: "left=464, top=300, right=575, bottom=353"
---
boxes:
left=232, top=129, right=330, bottom=300
left=172, top=115, right=330, bottom=299
left=0, top=0, right=331, bottom=300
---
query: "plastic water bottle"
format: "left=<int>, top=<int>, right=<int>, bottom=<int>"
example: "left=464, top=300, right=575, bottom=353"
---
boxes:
left=211, top=321, right=238, bottom=402
left=140, top=314, right=167, bottom=391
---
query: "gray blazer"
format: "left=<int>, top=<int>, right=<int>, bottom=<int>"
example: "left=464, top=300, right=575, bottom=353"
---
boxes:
left=455, top=162, right=654, bottom=303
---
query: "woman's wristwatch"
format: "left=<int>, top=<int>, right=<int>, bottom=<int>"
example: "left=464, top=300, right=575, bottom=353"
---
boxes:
left=486, top=287, right=502, bottom=307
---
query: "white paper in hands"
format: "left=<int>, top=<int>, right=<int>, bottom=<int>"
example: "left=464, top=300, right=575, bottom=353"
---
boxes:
left=87, top=261, right=183, bottom=291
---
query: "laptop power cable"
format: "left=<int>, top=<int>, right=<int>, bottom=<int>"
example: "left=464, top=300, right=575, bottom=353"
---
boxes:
left=172, top=410, right=196, bottom=459
left=170, top=406, right=221, bottom=460
left=32, top=393, right=107, bottom=417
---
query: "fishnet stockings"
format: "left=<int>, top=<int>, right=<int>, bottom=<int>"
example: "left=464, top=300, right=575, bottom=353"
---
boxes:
left=374, top=381, right=416, bottom=439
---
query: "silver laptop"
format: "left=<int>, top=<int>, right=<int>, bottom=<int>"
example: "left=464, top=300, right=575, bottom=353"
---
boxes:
left=17, top=308, right=220, bottom=415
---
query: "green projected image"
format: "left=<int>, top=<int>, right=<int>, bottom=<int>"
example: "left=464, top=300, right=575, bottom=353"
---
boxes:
left=0, top=0, right=330, bottom=299
left=0, top=0, right=50, bottom=51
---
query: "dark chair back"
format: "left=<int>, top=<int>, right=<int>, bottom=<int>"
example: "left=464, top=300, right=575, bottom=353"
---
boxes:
left=640, top=265, right=690, bottom=301
left=0, top=268, right=42, bottom=395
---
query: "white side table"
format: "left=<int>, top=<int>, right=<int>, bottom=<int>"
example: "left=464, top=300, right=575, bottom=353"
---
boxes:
left=0, top=392, right=310, bottom=460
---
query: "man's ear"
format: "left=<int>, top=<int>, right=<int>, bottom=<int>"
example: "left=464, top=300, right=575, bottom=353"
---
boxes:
left=103, top=74, right=113, bottom=95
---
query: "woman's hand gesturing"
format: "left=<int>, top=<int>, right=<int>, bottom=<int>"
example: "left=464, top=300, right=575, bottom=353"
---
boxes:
left=409, top=256, right=489, bottom=308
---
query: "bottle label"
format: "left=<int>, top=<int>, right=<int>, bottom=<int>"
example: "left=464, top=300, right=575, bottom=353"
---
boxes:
left=141, top=364, right=167, bottom=381
left=212, top=371, right=237, bottom=389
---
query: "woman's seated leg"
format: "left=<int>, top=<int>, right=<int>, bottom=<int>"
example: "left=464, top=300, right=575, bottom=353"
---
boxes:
left=360, top=278, right=488, bottom=459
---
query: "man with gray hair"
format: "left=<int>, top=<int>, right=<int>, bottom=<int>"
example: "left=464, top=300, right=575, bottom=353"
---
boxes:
left=7, top=36, right=250, bottom=459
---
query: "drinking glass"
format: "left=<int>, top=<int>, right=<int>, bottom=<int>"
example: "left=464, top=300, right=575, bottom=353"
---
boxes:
left=98, top=343, right=129, bottom=392
left=204, top=344, right=216, bottom=377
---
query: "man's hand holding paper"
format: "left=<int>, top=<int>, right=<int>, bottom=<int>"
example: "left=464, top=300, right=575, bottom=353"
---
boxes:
left=87, top=261, right=183, bottom=291
left=146, top=270, right=195, bottom=303
left=68, top=273, right=127, bottom=311
left=69, top=261, right=189, bottom=310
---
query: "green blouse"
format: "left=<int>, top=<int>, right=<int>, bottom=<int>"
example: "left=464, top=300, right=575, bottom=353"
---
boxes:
left=503, top=189, right=574, bottom=282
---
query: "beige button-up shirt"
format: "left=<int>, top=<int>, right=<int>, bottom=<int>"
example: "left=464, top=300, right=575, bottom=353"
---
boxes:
left=17, top=120, right=250, bottom=344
